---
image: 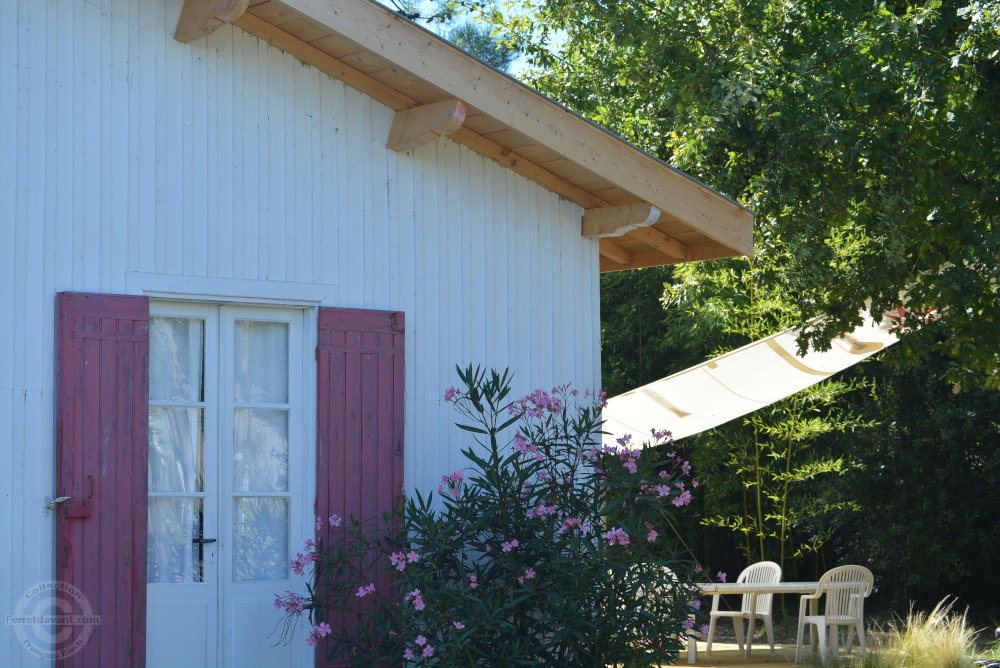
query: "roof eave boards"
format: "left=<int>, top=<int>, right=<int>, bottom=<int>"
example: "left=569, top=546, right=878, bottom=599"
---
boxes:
left=173, top=0, right=754, bottom=269
left=602, top=312, right=901, bottom=445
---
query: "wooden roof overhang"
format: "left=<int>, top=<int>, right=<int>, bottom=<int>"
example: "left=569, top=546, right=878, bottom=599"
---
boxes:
left=175, top=0, right=755, bottom=271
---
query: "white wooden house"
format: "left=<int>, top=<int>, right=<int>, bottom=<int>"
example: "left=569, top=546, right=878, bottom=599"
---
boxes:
left=0, top=0, right=753, bottom=665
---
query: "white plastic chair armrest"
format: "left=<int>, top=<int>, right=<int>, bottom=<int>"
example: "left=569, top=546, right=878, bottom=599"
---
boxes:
left=799, top=593, right=819, bottom=615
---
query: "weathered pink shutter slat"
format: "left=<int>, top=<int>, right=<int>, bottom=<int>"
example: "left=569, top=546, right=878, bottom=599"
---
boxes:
left=56, top=292, right=149, bottom=668
left=315, top=308, right=404, bottom=667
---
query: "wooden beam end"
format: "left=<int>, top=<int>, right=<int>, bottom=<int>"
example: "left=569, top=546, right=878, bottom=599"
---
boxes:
left=582, top=203, right=660, bottom=238
left=598, top=238, right=633, bottom=265
left=174, top=0, right=249, bottom=43
left=386, top=99, right=469, bottom=153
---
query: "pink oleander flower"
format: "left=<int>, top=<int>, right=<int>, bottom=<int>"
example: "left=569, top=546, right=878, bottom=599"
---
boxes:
left=616, top=434, right=632, bottom=447
left=647, top=529, right=658, bottom=542
left=422, top=645, right=435, bottom=658
left=524, top=568, right=536, bottom=579
left=444, top=386, right=459, bottom=402
left=682, top=618, right=695, bottom=631
left=389, top=552, right=408, bottom=571
left=694, top=564, right=704, bottom=574
left=514, top=432, right=529, bottom=453
left=355, top=582, right=376, bottom=598
left=404, top=588, right=425, bottom=610
left=681, top=460, right=692, bottom=475
left=281, top=592, right=305, bottom=615
left=306, top=632, right=318, bottom=647
left=406, top=550, right=419, bottom=563
left=701, top=624, right=710, bottom=636
left=403, top=648, right=414, bottom=660
left=316, top=622, right=332, bottom=638
left=501, top=539, right=519, bottom=552
left=316, top=516, right=323, bottom=531
left=689, top=599, right=701, bottom=610
left=468, top=573, right=478, bottom=589
left=603, top=527, right=630, bottom=546
left=692, top=479, right=700, bottom=488
left=654, top=484, right=671, bottom=498
left=329, top=513, right=342, bottom=527
left=672, top=490, right=693, bottom=507
left=453, top=620, right=465, bottom=629
left=717, top=571, right=727, bottom=582
left=415, top=635, right=427, bottom=647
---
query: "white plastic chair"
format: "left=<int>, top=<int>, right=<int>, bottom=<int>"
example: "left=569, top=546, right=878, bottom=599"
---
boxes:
left=795, top=564, right=874, bottom=664
left=706, top=560, right=782, bottom=656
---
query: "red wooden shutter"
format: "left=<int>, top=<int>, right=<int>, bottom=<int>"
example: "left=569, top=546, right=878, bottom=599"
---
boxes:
left=55, top=292, right=149, bottom=668
left=315, top=307, right=405, bottom=666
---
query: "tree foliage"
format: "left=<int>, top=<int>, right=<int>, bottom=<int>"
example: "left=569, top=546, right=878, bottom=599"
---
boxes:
left=659, top=260, right=873, bottom=580
left=438, top=0, right=1000, bottom=621
left=484, top=0, right=1000, bottom=389
left=446, top=22, right=520, bottom=72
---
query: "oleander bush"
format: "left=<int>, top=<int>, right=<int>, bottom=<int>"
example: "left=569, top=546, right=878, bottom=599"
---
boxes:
left=275, top=365, right=706, bottom=666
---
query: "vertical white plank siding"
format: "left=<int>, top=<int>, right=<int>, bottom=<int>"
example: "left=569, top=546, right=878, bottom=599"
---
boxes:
left=0, top=0, right=602, bottom=664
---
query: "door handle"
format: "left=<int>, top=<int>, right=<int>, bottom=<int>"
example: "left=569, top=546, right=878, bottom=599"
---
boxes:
left=192, top=537, right=217, bottom=545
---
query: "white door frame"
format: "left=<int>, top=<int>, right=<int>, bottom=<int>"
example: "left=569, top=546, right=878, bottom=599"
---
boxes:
left=146, top=300, right=315, bottom=668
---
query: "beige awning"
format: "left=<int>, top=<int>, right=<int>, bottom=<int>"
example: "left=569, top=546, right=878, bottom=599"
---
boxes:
left=602, top=310, right=900, bottom=444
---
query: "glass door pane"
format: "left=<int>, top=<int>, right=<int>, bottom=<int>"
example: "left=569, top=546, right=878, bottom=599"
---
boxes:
left=148, top=316, right=209, bottom=583
left=231, top=319, right=291, bottom=582
left=148, top=498, right=203, bottom=583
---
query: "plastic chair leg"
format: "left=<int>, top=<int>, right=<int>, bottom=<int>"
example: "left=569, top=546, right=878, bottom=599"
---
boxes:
left=795, top=619, right=807, bottom=664
left=706, top=616, right=717, bottom=656
left=816, top=621, right=828, bottom=661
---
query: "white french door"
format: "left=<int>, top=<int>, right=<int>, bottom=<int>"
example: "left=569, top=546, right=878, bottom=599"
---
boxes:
left=145, top=302, right=313, bottom=668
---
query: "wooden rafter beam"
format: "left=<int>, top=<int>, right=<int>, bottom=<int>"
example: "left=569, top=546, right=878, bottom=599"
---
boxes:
left=581, top=203, right=660, bottom=238
left=598, top=239, right=633, bottom=265
left=630, top=226, right=687, bottom=261
left=599, top=240, right=736, bottom=272
left=174, top=0, right=249, bottom=43
left=386, top=99, right=468, bottom=152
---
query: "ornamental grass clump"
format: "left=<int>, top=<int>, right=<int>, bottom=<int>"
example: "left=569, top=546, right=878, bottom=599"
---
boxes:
left=275, top=365, right=706, bottom=666
left=805, top=598, right=977, bottom=668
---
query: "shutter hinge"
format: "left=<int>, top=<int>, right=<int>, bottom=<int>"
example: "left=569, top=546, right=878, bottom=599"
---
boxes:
left=63, top=499, right=92, bottom=518
left=390, top=312, right=404, bottom=332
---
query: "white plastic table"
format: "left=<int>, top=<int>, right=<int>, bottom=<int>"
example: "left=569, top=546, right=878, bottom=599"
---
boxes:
left=688, top=581, right=820, bottom=662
